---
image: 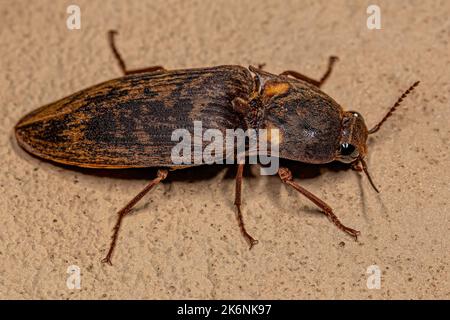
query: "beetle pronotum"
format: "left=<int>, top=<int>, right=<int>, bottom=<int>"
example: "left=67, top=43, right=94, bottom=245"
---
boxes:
left=14, top=31, right=419, bottom=265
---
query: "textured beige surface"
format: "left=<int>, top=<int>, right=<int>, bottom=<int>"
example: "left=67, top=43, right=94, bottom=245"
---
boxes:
left=1, top=0, right=449, bottom=299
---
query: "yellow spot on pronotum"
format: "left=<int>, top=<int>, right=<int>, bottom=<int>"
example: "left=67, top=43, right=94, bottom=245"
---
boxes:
left=264, top=82, right=290, bottom=97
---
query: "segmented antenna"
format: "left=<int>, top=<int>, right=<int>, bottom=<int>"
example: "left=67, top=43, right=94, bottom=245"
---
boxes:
left=369, top=81, right=420, bottom=134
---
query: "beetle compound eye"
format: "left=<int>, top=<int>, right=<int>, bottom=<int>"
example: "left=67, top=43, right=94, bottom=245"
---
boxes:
left=348, top=111, right=364, bottom=121
left=340, top=143, right=354, bottom=155
left=340, top=143, right=358, bottom=157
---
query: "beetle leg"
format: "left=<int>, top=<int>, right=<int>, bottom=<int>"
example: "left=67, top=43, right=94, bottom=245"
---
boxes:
left=280, top=56, right=339, bottom=88
left=278, top=167, right=360, bottom=240
left=234, top=164, right=259, bottom=249
left=108, top=30, right=166, bottom=76
left=351, top=162, right=363, bottom=172
left=257, top=63, right=266, bottom=70
left=102, top=169, right=168, bottom=265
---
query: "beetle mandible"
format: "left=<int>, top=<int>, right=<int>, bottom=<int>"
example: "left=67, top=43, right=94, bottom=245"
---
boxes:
left=14, top=31, right=420, bottom=265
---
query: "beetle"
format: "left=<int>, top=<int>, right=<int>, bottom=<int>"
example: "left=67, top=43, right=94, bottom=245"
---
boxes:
left=14, top=30, right=419, bottom=265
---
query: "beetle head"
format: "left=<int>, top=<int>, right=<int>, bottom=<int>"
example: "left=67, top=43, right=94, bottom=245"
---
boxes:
left=338, top=81, right=421, bottom=193
left=336, top=110, right=380, bottom=193
left=336, top=111, right=368, bottom=164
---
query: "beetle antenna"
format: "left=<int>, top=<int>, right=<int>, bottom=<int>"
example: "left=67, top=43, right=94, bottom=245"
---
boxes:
left=369, top=81, right=420, bottom=134
left=360, top=158, right=380, bottom=193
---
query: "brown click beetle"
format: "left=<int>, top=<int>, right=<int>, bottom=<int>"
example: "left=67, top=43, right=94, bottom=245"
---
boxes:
left=15, top=30, right=420, bottom=265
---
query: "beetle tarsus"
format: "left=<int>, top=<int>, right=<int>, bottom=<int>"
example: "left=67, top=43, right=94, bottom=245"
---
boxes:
left=278, top=167, right=361, bottom=240
left=101, top=256, right=113, bottom=266
left=247, top=237, right=259, bottom=249
left=256, top=63, right=266, bottom=70
left=236, top=205, right=259, bottom=249
left=234, top=164, right=259, bottom=249
left=324, top=208, right=361, bottom=240
left=280, top=55, right=339, bottom=88
left=107, top=29, right=166, bottom=76
left=318, top=55, right=339, bottom=87
left=102, top=169, right=168, bottom=265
